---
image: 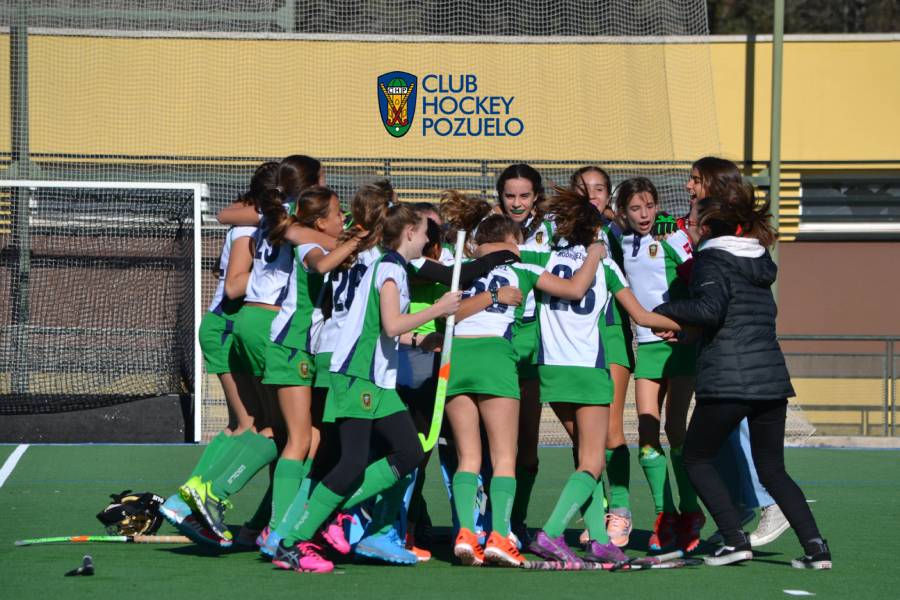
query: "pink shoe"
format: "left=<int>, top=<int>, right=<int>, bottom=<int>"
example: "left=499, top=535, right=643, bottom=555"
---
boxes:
left=272, top=540, right=334, bottom=573
left=320, top=513, right=354, bottom=555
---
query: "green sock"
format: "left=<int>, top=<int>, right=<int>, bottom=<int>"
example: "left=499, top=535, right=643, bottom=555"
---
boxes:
left=605, top=445, right=631, bottom=510
left=669, top=446, right=700, bottom=512
left=489, top=476, right=517, bottom=537
left=639, top=446, right=676, bottom=514
left=211, top=432, right=278, bottom=498
left=245, top=478, right=273, bottom=531
left=294, top=483, right=345, bottom=542
left=452, top=471, right=479, bottom=531
left=543, top=471, right=596, bottom=539
left=269, top=458, right=310, bottom=529
left=276, top=461, right=314, bottom=544
left=190, top=432, right=229, bottom=479
left=367, top=474, right=414, bottom=536
left=343, top=458, right=399, bottom=511
left=583, top=479, right=610, bottom=543
left=510, top=465, right=538, bottom=525
left=195, top=430, right=250, bottom=483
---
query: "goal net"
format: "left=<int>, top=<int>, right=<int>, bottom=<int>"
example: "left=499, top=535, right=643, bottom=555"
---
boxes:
left=0, top=180, right=202, bottom=425
left=1, top=1, right=804, bottom=443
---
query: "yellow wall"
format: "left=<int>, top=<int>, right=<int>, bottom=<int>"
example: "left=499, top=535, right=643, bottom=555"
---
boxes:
left=710, top=38, right=900, bottom=163
left=1, top=34, right=898, bottom=162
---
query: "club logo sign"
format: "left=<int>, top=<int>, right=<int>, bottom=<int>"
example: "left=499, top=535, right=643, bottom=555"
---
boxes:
left=378, top=71, right=418, bottom=138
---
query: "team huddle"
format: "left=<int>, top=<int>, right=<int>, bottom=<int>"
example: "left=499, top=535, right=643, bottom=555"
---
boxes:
left=159, top=156, right=832, bottom=573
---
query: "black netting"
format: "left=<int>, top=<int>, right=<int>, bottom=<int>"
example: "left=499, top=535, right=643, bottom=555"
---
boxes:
left=0, top=185, right=195, bottom=414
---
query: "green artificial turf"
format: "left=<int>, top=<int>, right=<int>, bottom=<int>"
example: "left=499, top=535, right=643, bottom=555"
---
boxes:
left=1, top=444, right=895, bottom=599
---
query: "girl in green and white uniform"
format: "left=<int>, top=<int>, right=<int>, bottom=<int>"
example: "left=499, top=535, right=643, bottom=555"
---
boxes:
left=270, top=204, right=461, bottom=574
left=439, top=194, right=603, bottom=568
left=260, top=185, right=364, bottom=550
left=494, top=163, right=555, bottom=543
left=569, top=165, right=635, bottom=547
left=526, top=188, right=681, bottom=564
left=185, top=155, right=323, bottom=541
left=606, top=177, right=702, bottom=552
left=161, top=161, right=277, bottom=547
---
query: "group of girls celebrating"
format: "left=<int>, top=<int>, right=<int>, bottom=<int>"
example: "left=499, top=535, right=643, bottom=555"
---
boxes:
left=159, top=153, right=829, bottom=573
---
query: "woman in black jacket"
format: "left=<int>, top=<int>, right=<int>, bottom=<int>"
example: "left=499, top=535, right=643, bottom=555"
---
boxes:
left=653, top=179, right=831, bottom=570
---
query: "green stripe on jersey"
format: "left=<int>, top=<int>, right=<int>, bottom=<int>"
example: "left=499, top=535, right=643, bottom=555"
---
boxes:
left=278, top=246, right=325, bottom=350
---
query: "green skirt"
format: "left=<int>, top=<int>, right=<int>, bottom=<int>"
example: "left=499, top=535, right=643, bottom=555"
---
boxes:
left=328, top=372, right=408, bottom=421
left=198, top=312, right=238, bottom=375
left=232, top=306, right=278, bottom=377
left=262, top=342, right=315, bottom=386
left=634, top=340, right=697, bottom=380
left=539, top=365, right=613, bottom=405
left=447, top=337, right=520, bottom=399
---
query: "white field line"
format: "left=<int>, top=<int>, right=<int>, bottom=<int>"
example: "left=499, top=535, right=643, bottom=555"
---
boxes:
left=0, top=445, right=29, bottom=489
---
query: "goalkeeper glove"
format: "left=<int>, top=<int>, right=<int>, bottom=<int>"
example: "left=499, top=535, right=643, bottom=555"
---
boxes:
left=652, top=212, right=679, bottom=237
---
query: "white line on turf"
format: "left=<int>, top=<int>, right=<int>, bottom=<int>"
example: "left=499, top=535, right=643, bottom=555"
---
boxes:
left=0, top=445, right=29, bottom=489
left=784, top=591, right=815, bottom=596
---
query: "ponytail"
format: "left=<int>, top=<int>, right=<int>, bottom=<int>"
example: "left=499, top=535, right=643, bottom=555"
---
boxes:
left=337, top=182, right=392, bottom=269
left=260, top=186, right=295, bottom=245
left=439, top=189, right=492, bottom=255
left=544, top=186, right=603, bottom=248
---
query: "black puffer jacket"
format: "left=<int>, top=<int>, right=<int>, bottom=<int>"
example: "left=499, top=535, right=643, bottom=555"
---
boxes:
left=654, top=236, right=794, bottom=401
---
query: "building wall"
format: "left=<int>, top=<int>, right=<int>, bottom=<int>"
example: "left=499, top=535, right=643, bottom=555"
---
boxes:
left=778, top=241, right=900, bottom=335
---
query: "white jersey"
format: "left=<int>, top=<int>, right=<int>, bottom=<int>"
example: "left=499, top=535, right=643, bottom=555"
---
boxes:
left=270, top=243, right=325, bottom=348
left=518, top=218, right=554, bottom=319
left=317, top=247, right=382, bottom=354
left=620, top=228, right=692, bottom=343
left=208, top=225, right=256, bottom=315
left=537, top=248, right=629, bottom=368
left=330, top=251, right=410, bottom=389
left=455, top=263, right=544, bottom=338
left=244, top=211, right=295, bottom=306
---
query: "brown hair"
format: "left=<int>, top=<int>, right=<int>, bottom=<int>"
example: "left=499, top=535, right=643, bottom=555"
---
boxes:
left=439, top=189, right=492, bottom=252
left=698, top=179, right=777, bottom=247
left=568, top=165, right=612, bottom=196
left=337, top=182, right=392, bottom=268
left=614, top=177, right=661, bottom=217
left=240, top=161, right=279, bottom=206
left=295, top=185, right=337, bottom=229
left=381, top=204, right=423, bottom=250
left=261, top=155, right=322, bottom=244
left=473, top=214, right=522, bottom=246
left=545, top=186, right=603, bottom=248
left=692, top=156, right=743, bottom=198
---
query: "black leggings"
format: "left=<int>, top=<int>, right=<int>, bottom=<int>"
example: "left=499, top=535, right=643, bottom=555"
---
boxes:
left=683, top=399, right=822, bottom=546
left=321, top=410, right=424, bottom=496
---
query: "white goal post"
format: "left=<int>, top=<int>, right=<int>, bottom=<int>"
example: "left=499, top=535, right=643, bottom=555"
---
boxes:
left=0, top=179, right=208, bottom=441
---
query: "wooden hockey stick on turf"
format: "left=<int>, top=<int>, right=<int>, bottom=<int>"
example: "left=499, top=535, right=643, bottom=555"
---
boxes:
left=15, top=534, right=190, bottom=546
left=418, top=229, right=466, bottom=452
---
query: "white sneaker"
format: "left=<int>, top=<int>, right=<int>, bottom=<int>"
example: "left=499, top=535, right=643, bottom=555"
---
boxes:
left=750, top=504, right=790, bottom=547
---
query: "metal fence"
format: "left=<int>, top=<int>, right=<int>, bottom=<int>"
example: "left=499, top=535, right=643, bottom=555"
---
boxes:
left=780, top=335, right=898, bottom=437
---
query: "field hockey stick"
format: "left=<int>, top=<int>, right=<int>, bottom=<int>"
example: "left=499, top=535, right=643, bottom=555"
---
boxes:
left=610, top=550, right=698, bottom=572
left=418, top=229, right=466, bottom=452
left=619, top=557, right=704, bottom=571
left=15, top=534, right=190, bottom=546
left=521, top=560, right=611, bottom=571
